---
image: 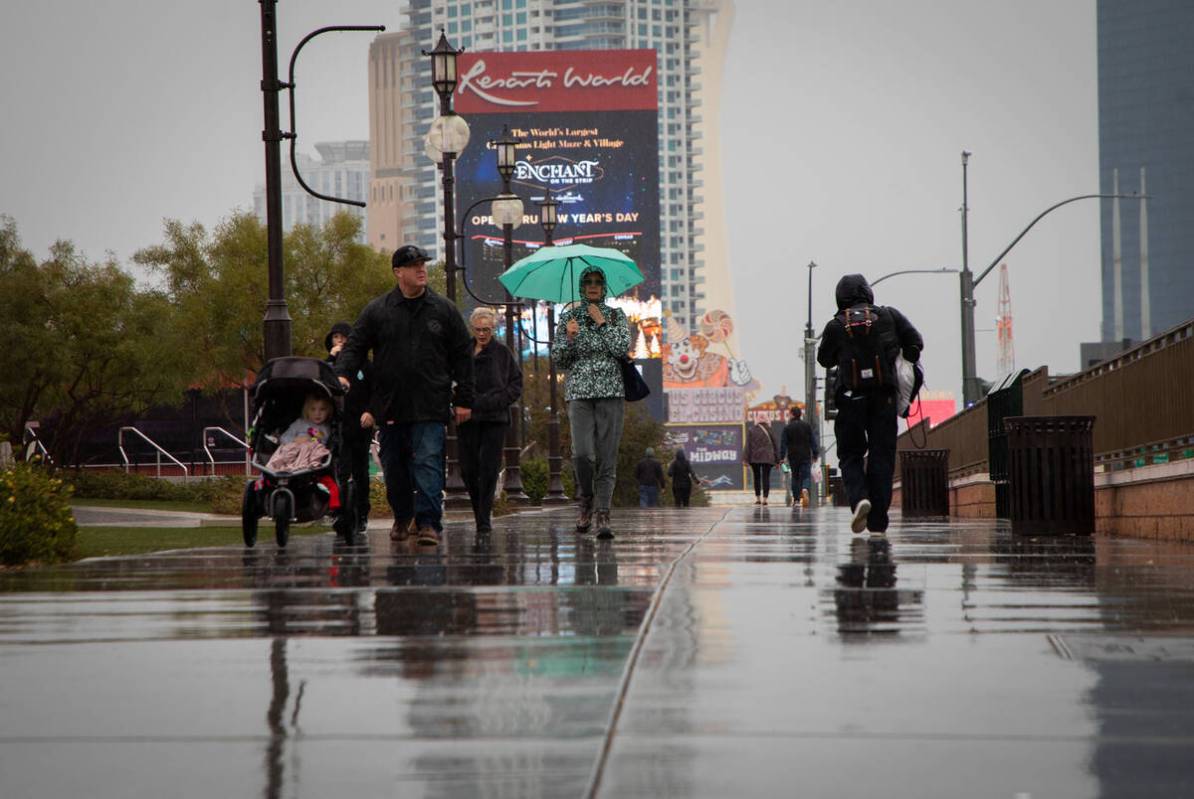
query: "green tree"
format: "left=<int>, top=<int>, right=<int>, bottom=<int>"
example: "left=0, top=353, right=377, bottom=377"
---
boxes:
left=0, top=217, right=184, bottom=463
left=134, top=211, right=394, bottom=387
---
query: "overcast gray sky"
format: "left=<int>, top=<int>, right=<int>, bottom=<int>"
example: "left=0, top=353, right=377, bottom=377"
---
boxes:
left=1, top=1, right=1099, bottom=405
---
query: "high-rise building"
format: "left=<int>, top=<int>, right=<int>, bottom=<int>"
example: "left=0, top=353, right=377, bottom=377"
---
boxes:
left=1097, top=1, right=1194, bottom=343
left=368, top=0, right=732, bottom=333
left=254, top=141, right=370, bottom=242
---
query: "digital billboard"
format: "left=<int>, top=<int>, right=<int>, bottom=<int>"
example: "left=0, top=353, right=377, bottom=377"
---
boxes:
left=666, top=424, right=744, bottom=490
left=453, top=50, right=660, bottom=358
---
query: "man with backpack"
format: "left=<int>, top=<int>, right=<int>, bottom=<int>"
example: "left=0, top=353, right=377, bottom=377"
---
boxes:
left=817, top=274, right=923, bottom=535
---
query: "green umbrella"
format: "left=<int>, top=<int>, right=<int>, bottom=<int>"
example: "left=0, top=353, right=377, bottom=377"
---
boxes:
left=499, top=243, right=644, bottom=304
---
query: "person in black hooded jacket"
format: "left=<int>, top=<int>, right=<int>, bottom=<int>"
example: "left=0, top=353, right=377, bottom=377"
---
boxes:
left=817, top=274, right=923, bottom=535
left=326, top=321, right=374, bottom=534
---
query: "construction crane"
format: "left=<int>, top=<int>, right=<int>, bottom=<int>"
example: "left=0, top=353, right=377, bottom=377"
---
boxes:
left=996, top=262, right=1015, bottom=375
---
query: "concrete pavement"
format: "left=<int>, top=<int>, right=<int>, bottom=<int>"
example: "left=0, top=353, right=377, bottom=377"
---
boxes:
left=3, top=505, right=1194, bottom=797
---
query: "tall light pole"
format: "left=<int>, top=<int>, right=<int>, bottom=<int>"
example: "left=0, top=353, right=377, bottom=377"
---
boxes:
left=957, top=151, right=1147, bottom=406
left=492, top=126, right=530, bottom=504
left=423, top=30, right=471, bottom=507
left=539, top=198, right=569, bottom=505
left=259, top=0, right=291, bottom=361
left=803, top=261, right=818, bottom=439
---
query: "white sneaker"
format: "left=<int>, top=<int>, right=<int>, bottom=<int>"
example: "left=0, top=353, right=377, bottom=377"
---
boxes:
left=850, top=499, right=871, bottom=534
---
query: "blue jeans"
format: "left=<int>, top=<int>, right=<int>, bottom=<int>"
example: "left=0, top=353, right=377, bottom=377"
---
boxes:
left=638, top=485, right=659, bottom=507
left=378, top=422, right=446, bottom=532
left=790, top=459, right=813, bottom=497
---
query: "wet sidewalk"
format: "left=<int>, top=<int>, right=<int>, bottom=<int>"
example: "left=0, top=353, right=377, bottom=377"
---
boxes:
left=3, top=506, right=1194, bottom=798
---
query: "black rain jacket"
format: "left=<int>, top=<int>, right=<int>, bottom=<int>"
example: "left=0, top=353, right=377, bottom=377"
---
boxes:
left=468, top=338, right=523, bottom=424
left=780, top=418, right=818, bottom=465
left=336, top=287, right=474, bottom=424
left=817, top=274, right=923, bottom=397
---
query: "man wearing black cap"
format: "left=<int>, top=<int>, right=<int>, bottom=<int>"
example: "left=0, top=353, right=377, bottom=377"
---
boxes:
left=326, top=321, right=373, bottom=536
left=335, top=245, right=474, bottom=547
left=817, top=274, right=923, bottom=536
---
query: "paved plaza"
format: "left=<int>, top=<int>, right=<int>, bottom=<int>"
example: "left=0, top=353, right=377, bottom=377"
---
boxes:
left=3, top=505, right=1194, bottom=798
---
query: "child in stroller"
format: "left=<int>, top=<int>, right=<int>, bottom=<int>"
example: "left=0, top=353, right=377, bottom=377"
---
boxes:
left=241, top=357, right=358, bottom=547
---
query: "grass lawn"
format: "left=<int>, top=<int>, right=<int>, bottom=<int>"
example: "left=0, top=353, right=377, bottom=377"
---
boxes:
left=72, top=498, right=214, bottom=514
left=75, top=525, right=330, bottom=559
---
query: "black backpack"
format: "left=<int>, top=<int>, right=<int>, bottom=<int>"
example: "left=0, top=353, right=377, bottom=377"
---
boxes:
left=837, top=305, right=894, bottom=391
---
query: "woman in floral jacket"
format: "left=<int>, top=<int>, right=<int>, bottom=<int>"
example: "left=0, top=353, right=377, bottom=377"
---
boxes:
left=554, top=265, right=631, bottom=539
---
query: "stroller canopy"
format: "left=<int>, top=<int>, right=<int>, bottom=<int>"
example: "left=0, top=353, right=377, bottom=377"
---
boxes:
left=252, top=356, right=345, bottom=403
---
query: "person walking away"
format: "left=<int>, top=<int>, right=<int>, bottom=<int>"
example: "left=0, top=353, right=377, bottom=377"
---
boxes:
left=326, top=321, right=374, bottom=534
left=817, top=273, right=923, bottom=535
left=745, top=420, right=779, bottom=505
left=335, top=245, right=474, bottom=547
left=458, top=307, right=522, bottom=534
left=667, top=447, right=702, bottom=507
left=553, top=266, right=632, bottom=539
left=779, top=405, right=819, bottom=509
left=634, top=447, right=666, bottom=507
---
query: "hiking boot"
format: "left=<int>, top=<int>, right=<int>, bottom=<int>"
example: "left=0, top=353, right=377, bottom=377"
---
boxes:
left=594, top=510, right=613, bottom=539
left=801, top=489, right=810, bottom=509
left=850, top=499, right=872, bottom=534
left=576, top=497, right=594, bottom=532
left=390, top=518, right=414, bottom=541
left=416, top=525, right=440, bottom=546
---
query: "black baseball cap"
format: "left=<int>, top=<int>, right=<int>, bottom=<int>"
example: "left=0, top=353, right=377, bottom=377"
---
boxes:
left=392, top=245, right=432, bottom=268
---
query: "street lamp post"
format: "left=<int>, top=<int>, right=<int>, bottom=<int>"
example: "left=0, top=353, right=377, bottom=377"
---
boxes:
left=424, top=30, right=472, bottom=507
left=957, top=151, right=1147, bottom=406
left=259, top=0, right=292, bottom=361
left=492, top=126, right=530, bottom=503
left=803, top=260, right=818, bottom=440
left=539, top=198, right=569, bottom=505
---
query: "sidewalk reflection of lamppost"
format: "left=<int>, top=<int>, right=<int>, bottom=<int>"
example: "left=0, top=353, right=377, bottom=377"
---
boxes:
left=492, top=126, right=530, bottom=503
left=424, top=30, right=471, bottom=506
left=538, top=198, right=569, bottom=505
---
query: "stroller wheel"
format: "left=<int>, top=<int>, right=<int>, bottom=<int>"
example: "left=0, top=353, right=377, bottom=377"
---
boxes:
left=241, top=481, right=258, bottom=548
left=274, top=492, right=291, bottom=548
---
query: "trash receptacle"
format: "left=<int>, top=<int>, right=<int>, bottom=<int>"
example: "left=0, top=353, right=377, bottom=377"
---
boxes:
left=1005, top=416, right=1095, bottom=536
left=899, top=449, right=950, bottom=517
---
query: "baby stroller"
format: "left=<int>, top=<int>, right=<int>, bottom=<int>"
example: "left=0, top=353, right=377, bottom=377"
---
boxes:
left=241, top=356, right=355, bottom=547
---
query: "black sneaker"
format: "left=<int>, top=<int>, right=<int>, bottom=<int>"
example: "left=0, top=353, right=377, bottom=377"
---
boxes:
left=595, top=510, right=613, bottom=539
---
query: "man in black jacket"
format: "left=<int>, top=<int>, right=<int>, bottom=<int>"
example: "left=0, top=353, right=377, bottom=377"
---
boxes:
left=817, top=274, right=923, bottom=535
left=335, top=245, right=474, bottom=547
left=634, top=447, right=666, bottom=507
left=779, top=405, right=818, bottom=508
left=326, top=321, right=374, bottom=536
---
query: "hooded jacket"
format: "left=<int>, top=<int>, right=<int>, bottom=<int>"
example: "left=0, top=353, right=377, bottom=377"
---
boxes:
left=817, top=274, right=923, bottom=396
left=325, top=321, right=373, bottom=424
left=335, top=286, right=474, bottom=424
left=552, top=266, right=632, bottom=401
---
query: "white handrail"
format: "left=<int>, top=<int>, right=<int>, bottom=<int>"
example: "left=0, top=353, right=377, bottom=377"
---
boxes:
left=118, top=427, right=189, bottom=478
left=203, top=426, right=250, bottom=476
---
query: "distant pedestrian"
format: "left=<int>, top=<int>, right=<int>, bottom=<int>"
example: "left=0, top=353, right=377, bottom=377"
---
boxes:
left=779, top=405, right=819, bottom=509
left=817, top=273, right=923, bottom=535
left=554, top=266, right=632, bottom=539
left=667, top=448, right=702, bottom=507
left=335, top=245, right=474, bottom=547
left=745, top=420, right=779, bottom=505
left=634, top=447, right=666, bottom=507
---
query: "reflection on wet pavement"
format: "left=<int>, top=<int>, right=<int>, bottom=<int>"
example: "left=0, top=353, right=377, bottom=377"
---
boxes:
left=3, top=507, right=1194, bottom=797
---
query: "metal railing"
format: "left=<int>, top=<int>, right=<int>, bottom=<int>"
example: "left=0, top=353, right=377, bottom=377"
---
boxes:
left=203, top=426, right=250, bottom=476
left=118, top=427, right=188, bottom=478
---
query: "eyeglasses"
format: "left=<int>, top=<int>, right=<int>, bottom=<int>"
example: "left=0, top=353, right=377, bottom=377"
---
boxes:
left=581, top=278, right=605, bottom=286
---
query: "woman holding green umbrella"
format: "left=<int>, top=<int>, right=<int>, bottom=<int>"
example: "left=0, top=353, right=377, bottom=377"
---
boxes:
left=553, top=265, right=632, bottom=539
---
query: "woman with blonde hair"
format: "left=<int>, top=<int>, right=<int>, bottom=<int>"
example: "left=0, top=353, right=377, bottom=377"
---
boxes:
left=458, top=307, right=522, bottom=533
